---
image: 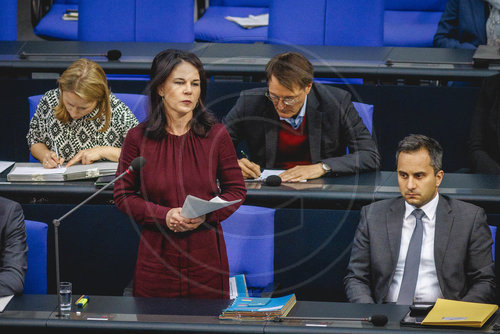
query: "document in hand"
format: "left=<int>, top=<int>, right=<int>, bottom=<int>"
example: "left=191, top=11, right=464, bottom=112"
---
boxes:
left=219, top=293, right=296, bottom=320
left=180, top=195, right=241, bottom=218
left=7, top=162, right=118, bottom=182
left=421, top=298, right=498, bottom=328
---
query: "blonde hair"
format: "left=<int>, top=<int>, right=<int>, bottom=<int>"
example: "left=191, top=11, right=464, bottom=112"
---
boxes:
left=54, top=58, right=111, bottom=132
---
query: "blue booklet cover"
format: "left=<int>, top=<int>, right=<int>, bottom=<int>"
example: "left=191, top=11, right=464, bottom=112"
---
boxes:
left=223, top=293, right=295, bottom=313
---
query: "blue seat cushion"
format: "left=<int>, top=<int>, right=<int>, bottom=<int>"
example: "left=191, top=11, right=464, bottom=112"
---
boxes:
left=384, top=11, right=443, bottom=47
left=34, top=4, right=78, bottom=40
left=195, top=6, right=268, bottom=43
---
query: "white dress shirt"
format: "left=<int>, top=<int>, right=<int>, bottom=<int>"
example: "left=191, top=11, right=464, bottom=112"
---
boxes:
left=386, top=193, right=443, bottom=303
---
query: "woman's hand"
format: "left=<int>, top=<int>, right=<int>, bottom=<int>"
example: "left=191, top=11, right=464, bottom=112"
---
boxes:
left=166, top=208, right=206, bottom=233
left=42, top=150, right=64, bottom=169
left=66, top=147, right=104, bottom=167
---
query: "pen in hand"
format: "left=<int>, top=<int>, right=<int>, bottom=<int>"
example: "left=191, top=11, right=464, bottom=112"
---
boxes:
left=53, top=141, right=61, bottom=168
left=240, top=150, right=249, bottom=160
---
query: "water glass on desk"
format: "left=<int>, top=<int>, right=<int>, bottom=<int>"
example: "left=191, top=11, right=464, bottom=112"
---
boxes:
left=60, top=282, right=72, bottom=311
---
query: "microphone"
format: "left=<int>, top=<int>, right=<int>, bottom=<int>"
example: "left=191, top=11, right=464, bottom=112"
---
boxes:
left=275, top=314, right=388, bottom=327
left=19, top=49, right=122, bottom=61
left=263, top=175, right=282, bottom=186
left=52, top=156, right=145, bottom=317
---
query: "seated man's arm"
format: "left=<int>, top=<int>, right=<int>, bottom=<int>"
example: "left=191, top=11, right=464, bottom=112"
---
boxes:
left=0, top=201, right=27, bottom=296
left=344, top=206, right=375, bottom=303
left=461, top=207, right=496, bottom=303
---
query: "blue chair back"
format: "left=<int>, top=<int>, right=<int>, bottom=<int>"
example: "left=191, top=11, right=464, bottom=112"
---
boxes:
left=268, top=0, right=325, bottom=45
left=221, top=205, right=275, bottom=297
left=384, top=0, right=448, bottom=47
left=24, top=220, right=48, bottom=294
left=490, top=225, right=496, bottom=262
left=324, top=0, right=384, bottom=46
left=352, top=102, right=373, bottom=135
left=0, top=0, right=17, bottom=41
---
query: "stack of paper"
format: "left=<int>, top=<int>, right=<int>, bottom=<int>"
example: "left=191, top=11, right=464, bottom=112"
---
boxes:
left=229, top=274, right=249, bottom=299
left=219, top=293, right=296, bottom=320
left=422, top=298, right=498, bottom=328
left=7, top=161, right=118, bottom=182
left=180, top=195, right=241, bottom=218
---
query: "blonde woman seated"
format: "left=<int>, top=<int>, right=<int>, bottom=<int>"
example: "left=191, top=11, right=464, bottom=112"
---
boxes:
left=26, top=58, right=139, bottom=168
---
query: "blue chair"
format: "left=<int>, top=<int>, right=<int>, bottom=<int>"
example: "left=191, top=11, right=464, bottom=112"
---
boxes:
left=33, top=0, right=78, bottom=40
left=221, top=205, right=276, bottom=297
left=78, top=0, right=194, bottom=42
left=352, top=102, right=373, bottom=135
left=324, top=0, right=384, bottom=46
left=384, top=0, right=448, bottom=47
left=268, top=0, right=325, bottom=45
left=24, top=220, right=48, bottom=294
left=195, top=0, right=270, bottom=43
left=0, top=0, right=17, bottom=41
left=28, top=93, right=148, bottom=161
left=490, top=225, right=496, bottom=262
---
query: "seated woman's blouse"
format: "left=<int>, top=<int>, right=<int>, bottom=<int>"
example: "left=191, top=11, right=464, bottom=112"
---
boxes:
left=26, top=88, right=139, bottom=161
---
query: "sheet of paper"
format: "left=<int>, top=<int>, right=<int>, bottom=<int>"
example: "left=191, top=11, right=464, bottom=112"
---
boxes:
left=180, top=195, right=241, bottom=218
left=246, top=169, right=307, bottom=182
left=0, top=295, right=13, bottom=312
left=8, top=166, right=66, bottom=175
left=0, top=161, right=14, bottom=173
left=225, top=13, right=269, bottom=28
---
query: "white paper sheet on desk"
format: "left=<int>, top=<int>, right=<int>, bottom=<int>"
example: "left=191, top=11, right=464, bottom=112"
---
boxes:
left=246, top=169, right=307, bottom=182
left=224, top=13, right=269, bottom=29
left=8, top=166, right=67, bottom=175
left=180, top=195, right=241, bottom=218
left=0, top=295, right=13, bottom=312
left=0, top=161, right=14, bottom=174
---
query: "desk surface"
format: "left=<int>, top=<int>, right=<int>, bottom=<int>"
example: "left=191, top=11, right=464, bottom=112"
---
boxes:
left=2, top=171, right=500, bottom=212
left=1, top=294, right=494, bottom=333
left=0, top=41, right=496, bottom=81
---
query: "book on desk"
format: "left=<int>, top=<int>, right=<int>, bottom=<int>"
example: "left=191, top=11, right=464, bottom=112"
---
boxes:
left=219, top=293, right=296, bottom=320
left=7, top=161, right=118, bottom=182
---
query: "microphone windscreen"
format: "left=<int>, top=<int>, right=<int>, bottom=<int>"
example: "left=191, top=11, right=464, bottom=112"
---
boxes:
left=106, top=49, right=122, bottom=61
left=129, top=156, right=146, bottom=172
left=264, top=175, right=282, bottom=186
left=369, top=314, right=388, bottom=327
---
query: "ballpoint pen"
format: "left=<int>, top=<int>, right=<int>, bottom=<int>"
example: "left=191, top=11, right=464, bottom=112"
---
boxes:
left=53, top=140, right=61, bottom=168
left=240, top=150, right=249, bottom=159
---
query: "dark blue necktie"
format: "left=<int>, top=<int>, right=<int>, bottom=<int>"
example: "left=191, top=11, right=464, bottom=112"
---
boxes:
left=397, top=208, right=425, bottom=305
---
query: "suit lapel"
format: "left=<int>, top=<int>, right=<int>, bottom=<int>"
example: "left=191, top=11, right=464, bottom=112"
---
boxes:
left=470, top=0, right=487, bottom=42
left=264, top=104, right=279, bottom=168
left=434, top=195, right=453, bottom=273
left=306, top=92, right=322, bottom=162
left=386, top=198, right=406, bottom=270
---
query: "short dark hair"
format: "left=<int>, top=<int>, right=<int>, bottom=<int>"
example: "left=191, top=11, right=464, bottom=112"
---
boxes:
left=265, top=52, right=313, bottom=91
left=396, top=134, right=443, bottom=173
left=145, top=49, right=215, bottom=139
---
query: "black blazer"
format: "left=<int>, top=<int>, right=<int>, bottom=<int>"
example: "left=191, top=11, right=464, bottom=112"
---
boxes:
left=222, top=83, right=380, bottom=174
left=0, top=196, right=27, bottom=296
left=468, top=74, right=500, bottom=174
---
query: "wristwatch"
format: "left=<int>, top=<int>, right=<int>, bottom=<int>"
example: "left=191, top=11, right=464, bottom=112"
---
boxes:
left=321, top=162, right=331, bottom=173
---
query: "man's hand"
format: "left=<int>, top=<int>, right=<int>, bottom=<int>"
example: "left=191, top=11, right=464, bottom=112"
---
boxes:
left=66, top=147, right=104, bottom=167
left=166, top=208, right=205, bottom=233
left=279, top=163, right=328, bottom=182
left=238, top=158, right=261, bottom=179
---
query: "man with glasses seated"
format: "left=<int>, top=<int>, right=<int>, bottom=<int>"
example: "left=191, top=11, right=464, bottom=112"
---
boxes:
left=222, top=52, right=380, bottom=182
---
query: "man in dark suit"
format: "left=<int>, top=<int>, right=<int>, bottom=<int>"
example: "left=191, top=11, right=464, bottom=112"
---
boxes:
left=0, top=196, right=27, bottom=296
left=433, top=0, right=488, bottom=49
left=222, top=52, right=380, bottom=182
left=344, top=134, right=495, bottom=304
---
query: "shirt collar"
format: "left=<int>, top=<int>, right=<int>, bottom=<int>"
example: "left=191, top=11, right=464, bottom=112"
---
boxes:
left=279, top=95, right=308, bottom=128
left=404, top=192, right=439, bottom=221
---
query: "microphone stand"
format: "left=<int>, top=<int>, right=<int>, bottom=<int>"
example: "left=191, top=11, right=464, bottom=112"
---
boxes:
left=53, top=169, right=131, bottom=318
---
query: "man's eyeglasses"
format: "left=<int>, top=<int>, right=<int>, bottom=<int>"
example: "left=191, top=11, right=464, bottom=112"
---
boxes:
left=265, top=91, right=301, bottom=106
